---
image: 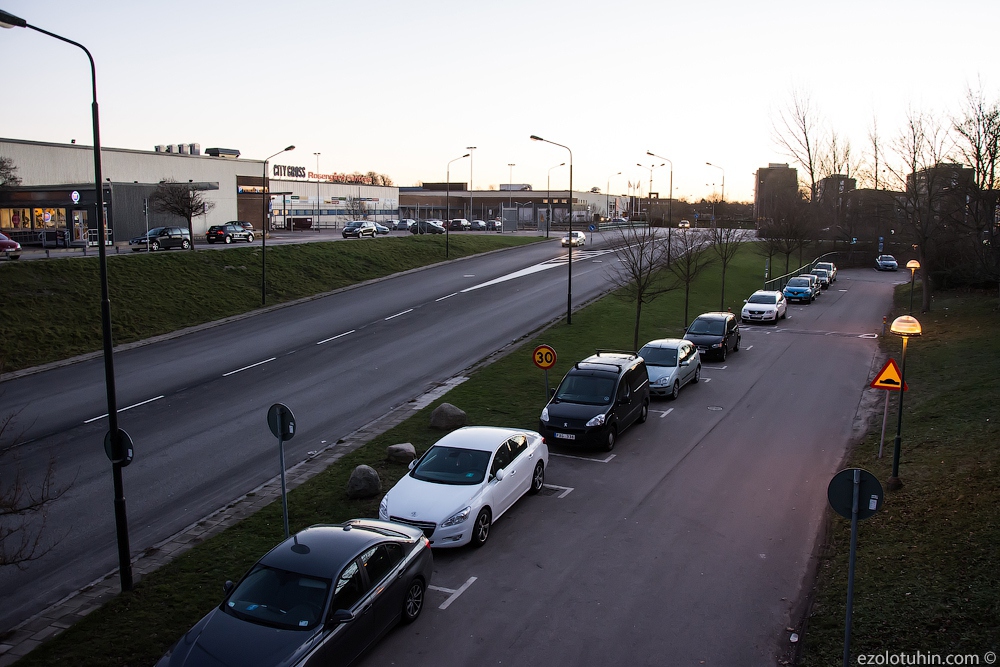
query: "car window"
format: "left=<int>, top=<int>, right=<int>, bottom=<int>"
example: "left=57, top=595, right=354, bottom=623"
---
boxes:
left=554, top=373, right=615, bottom=405
left=225, top=565, right=331, bottom=630
left=630, top=365, right=647, bottom=392
left=490, top=441, right=512, bottom=477
left=688, top=318, right=724, bottom=335
left=728, top=319, right=737, bottom=333
left=508, top=434, right=528, bottom=460
left=331, top=560, right=367, bottom=612
left=360, top=543, right=403, bottom=586
left=748, top=294, right=776, bottom=304
left=616, top=372, right=632, bottom=402
left=787, top=277, right=809, bottom=287
left=411, top=445, right=491, bottom=485
left=638, top=345, right=677, bottom=367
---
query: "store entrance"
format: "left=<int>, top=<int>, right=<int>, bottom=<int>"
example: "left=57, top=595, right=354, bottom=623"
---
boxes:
left=71, top=209, right=88, bottom=245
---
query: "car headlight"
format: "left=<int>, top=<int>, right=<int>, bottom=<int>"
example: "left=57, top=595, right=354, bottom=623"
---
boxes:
left=711, top=342, right=722, bottom=348
left=540, top=407, right=549, bottom=422
left=586, top=413, right=606, bottom=427
left=441, top=506, right=471, bottom=527
left=378, top=496, right=388, bottom=520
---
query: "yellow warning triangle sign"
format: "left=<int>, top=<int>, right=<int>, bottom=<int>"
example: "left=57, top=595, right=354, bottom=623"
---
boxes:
left=871, top=358, right=907, bottom=391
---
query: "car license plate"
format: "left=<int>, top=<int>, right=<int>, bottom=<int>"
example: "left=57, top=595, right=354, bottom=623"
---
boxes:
left=554, top=433, right=575, bottom=440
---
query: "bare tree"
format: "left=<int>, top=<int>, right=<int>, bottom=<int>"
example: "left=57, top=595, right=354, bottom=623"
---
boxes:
left=668, top=230, right=715, bottom=328
left=345, top=196, right=369, bottom=220
left=0, top=156, right=22, bottom=188
left=149, top=179, right=216, bottom=243
left=606, top=225, right=678, bottom=351
left=709, top=225, right=743, bottom=310
left=761, top=190, right=811, bottom=274
left=753, top=233, right=784, bottom=286
left=773, top=89, right=824, bottom=204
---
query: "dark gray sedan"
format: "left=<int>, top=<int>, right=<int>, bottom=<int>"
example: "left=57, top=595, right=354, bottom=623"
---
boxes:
left=156, top=519, right=433, bottom=667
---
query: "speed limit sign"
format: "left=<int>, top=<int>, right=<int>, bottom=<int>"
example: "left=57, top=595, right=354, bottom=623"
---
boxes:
left=533, top=345, right=557, bottom=370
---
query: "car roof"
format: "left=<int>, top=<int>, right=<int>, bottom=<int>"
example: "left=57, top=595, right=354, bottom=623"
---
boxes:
left=260, top=522, right=419, bottom=578
left=750, top=290, right=782, bottom=297
left=639, top=338, right=688, bottom=350
left=430, top=426, right=529, bottom=452
left=691, top=312, right=732, bottom=321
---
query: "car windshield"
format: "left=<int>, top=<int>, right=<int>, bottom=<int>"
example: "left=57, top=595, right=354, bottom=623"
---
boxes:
left=224, top=565, right=330, bottom=631
left=787, top=277, right=810, bottom=287
left=411, top=445, right=491, bottom=485
left=554, top=373, right=615, bottom=405
left=748, top=294, right=777, bottom=304
left=144, top=228, right=166, bottom=237
left=638, top=346, right=678, bottom=367
left=817, top=263, right=833, bottom=270
left=881, top=255, right=895, bottom=261
left=812, top=270, right=828, bottom=278
left=687, top=318, right=725, bottom=335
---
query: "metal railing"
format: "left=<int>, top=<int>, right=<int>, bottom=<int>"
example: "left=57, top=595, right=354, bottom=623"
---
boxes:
left=763, top=251, right=839, bottom=292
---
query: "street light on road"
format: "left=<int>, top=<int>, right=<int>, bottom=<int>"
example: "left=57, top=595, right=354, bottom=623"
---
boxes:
left=262, top=145, right=295, bottom=305
left=446, top=153, right=470, bottom=258
left=706, top=162, right=725, bottom=221
left=531, top=135, right=573, bottom=324
left=313, top=152, right=321, bottom=232
left=1, top=7, right=135, bottom=591
left=508, top=163, right=515, bottom=211
left=887, top=315, right=922, bottom=491
left=906, top=259, right=920, bottom=314
left=606, top=171, right=621, bottom=223
left=466, top=146, right=476, bottom=220
left=548, top=162, right=566, bottom=238
left=648, top=151, right=674, bottom=265
left=637, top=162, right=664, bottom=223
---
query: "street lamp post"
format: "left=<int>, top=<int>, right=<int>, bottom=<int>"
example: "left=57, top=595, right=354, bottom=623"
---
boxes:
left=706, top=162, right=725, bottom=224
left=606, top=171, right=621, bottom=223
left=313, top=152, right=321, bottom=233
left=906, top=259, right=921, bottom=314
left=446, top=153, right=470, bottom=258
left=1, top=8, right=136, bottom=591
left=637, top=162, right=664, bottom=224
left=508, top=163, right=515, bottom=212
left=548, top=162, right=566, bottom=239
left=887, top=315, right=922, bottom=490
left=466, top=146, right=476, bottom=220
left=261, top=146, right=295, bottom=305
left=531, top=135, right=573, bottom=324
left=648, top=151, right=674, bottom=265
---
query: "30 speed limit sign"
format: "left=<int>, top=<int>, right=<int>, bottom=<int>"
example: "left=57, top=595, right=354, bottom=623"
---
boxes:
left=533, top=344, right=557, bottom=370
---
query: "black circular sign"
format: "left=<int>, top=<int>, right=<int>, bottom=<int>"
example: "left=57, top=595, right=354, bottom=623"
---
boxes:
left=267, top=403, right=296, bottom=441
left=827, top=468, right=884, bottom=520
left=104, top=428, right=134, bottom=467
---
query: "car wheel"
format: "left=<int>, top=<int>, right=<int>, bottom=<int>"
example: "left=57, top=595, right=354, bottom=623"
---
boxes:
left=733, top=336, right=740, bottom=352
left=401, top=578, right=425, bottom=624
left=694, top=364, right=702, bottom=383
left=669, top=380, right=680, bottom=400
left=181, top=239, right=191, bottom=250
left=150, top=240, right=160, bottom=251
left=224, top=235, right=232, bottom=244
left=529, top=462, right=545, bottom=495
left=637, top=398, right=649, bottom=423
left=247, top=233, right=254, bottom=243
left=719, top=344, right=727, bottom=361
left=603, top=426, right=617, bottom=452
left=471, top=508, right=491, bottom=548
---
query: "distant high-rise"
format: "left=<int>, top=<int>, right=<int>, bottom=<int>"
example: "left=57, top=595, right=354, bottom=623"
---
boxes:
left=754, top=163, right=798, bottom=224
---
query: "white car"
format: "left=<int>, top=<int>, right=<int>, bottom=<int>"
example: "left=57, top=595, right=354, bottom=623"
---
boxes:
left=638, top=338, right=701, bottom=399
left=379, top=426, right=548, bottom=548
left=741, top=290, right=787, bottom=323
left=561, top=231, right=586, bottom=247
left=677, top=220, right=691, bottom=228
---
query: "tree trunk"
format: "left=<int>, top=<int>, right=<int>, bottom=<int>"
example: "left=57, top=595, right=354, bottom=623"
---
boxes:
left=633, top=299, right=642, bottom=353
left=720, top=263, right=728, bottom=311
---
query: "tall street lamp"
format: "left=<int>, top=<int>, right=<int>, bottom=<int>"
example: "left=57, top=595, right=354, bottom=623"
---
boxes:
left=313, top=152, right=321, bottom=232
left=887, top=315, right=922, bottom=491
left=637, top=162, right=664, bottom=223
left=508, top=163, right=515, bottom=212
left=648, top=151, right=674, bottom=265
left=906, top=259, right=921, bottom=314
left=606, top=171, right=621, bottom=222
left=261, top=145, right=295, bottom=305
left=466, top=146, right=476, bottom=220
left=548, top=162, right=566, bottom=238
left=1, top=8, right=137, bottom=591
left=531, top=135, right=573, bottom=324
left=446, top=152, right=470, bottom=258
left=706, top=162, right=725, bottom=224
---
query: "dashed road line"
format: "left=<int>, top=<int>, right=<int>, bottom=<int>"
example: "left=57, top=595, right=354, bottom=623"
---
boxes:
left=385, top=308, right=413, bottom=320
left=84, top=395, right=165, bottom=424
left=652, top=407, right=674, bottom=419
left=436, top=292, right=458, bottom=301
left=222, top=357, right=276, bottom=377
left=316, top=330, right=355, bottom=345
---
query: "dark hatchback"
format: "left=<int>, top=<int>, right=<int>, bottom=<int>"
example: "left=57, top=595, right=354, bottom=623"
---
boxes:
left=683, top=312, right=741, bottom=361
left=538, top=351, right=649, bottom=451
left=156, top=520, right=432, bottom=667
left=130, top=226, right=192, bottom=251
left=207, top=223, right=254, bottom=244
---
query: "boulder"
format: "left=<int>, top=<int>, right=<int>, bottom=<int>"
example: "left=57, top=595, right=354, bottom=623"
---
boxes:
left=430, top=403, right=467, bottom=430
left=346, top=464, right=381, bottom=499
left=387, top=442, right=416, bottom=463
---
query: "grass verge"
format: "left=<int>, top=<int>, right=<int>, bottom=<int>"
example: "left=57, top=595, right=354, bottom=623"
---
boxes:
left=798, top=290, right=999, bottom=664
left=0, top=235, right=536, bottom=373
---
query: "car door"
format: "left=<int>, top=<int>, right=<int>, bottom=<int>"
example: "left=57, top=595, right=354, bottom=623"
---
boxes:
left=359, top=542, right=406, bottom=639
left=614, top=369, right=640, bottom=427
left=489, top=440, right=518, bottom=515
left=505, top=434, right=532, bottom=500
left=727, top=317, right=739, bottom=350
left=679, top=343, right=696, bottom=385
left=311, top=557, right=375, bottom=667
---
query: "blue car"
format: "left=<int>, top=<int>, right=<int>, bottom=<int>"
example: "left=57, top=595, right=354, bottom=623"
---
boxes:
left=876, top=254, right=898, bottom=271
left=783, top=276, right=816, bottom=303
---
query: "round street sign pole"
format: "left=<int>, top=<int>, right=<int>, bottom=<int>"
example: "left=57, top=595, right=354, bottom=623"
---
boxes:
left=267, top=403, right=296, bottom=539
left=533, top=344, right=557, bottom=399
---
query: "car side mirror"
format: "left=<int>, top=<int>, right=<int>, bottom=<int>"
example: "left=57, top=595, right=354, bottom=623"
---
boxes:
left=408, top=459, right=417, bottom=470
left=223, top=580, right=234, bottom=595
left=680, top=359, right=689, bottom=366
left=549, top=387, right=556, bottom=397
left=743, top=299, right=748, bottom=304
left=330, top=609, right=354, bottom=624
left=494, top=468, right=505, bottom=481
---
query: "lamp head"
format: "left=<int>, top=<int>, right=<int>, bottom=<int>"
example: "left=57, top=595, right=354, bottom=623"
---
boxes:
left=462, top=153, right=470, bottom=158
left=890, top=315, right=922, bottom=337
left=0, top=10, right=27, bottom=28
left=285, top=145, right=295, bottom=152
left=646, top=150, right=654, bottom=156
left=906, top=259, right=921, bottom=271
left=530, top=135, right=543, bottom=142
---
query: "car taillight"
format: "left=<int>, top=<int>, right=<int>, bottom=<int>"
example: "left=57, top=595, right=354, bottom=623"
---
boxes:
left=423, top=536, right=430, bottom=548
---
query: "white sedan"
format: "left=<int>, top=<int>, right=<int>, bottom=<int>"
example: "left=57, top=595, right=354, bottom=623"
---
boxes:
left=379, top=426, right=548, bottom=548
left=561, top=231, right=586, bottom=247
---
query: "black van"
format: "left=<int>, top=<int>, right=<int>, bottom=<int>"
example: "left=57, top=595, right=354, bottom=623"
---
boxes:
left=538, top=351, right=650, bottom=451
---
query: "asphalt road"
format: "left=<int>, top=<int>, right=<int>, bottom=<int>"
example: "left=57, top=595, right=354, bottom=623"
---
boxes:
left=360, top=268, right=903, bottom=666
left=0, top=235, right=622, bottom=634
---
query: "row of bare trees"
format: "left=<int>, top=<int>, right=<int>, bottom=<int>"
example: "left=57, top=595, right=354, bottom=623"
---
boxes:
left=770, top=84, right=1000, bottom=310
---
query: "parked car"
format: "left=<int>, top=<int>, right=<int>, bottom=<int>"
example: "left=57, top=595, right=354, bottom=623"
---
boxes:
left=470, top=219, right=487, bottom=231
left=448, top=218, right=472, bottom=231
left=395, top=219, right=416, bottom=231
left=638, top=338, right=701, bottom=399
left=206, top=223, right=253, bottom=244
left=677, top=219, right=691, bottom=228
left=876, top=254, right=898, bottom=271
left=228, top=220, right=254, bottom=233
left=155, top=520, right=432, bottom=667
left=486, top=220, right=502, bottom=231
left=378, top=426, right=548, bottom=549
left=741, top=290, right=787, bottom=323
left=411, top=220, right=446, bottom=235
left=0, top=232, right=22, bottom=260
left=539, top=350, right=650, bottom=451
left=374, top=222, right=390, bottom=235
left=684, top=312, right=741, bottom=361
left=342, top=220, right=380, bottom=238
left=810, top=267, right=831, bottom=289
left=131, top=226, right=193, bottom=251
left=815, top=261, right=837, bottom=282
left=561, top=231, right=586, bottom=247
left=783, top=276, right=817, bottom=303
left=803, top=273, right=822, bottom=295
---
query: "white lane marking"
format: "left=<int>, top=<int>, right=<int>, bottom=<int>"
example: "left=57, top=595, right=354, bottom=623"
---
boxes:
left=652, top=407, right=674, bottom=419
left=463, top=274, right=475, bottom=277
left=438, top=576, right=477, bottom=610
left=550, top=452, right=616, bottom=463
left=542, top=483, right=574, bottom=498
left=436, top=292, right=458, bottom=301
left=701, top=378, right=712, bottom=383
left=222, top=357, right=276, bottom=377
left=858, top=333, right=878, bottom=339
left=385, top=309, right=413, bottom=321
left=703, top=365, right=728, bottom=370
left=460, top=250, right=616, bottom=293
left=84, top=395, right=165, bottom=423
left=745, top=345, right=753, bottom=350
left=316, top=330, right=355, bottom=345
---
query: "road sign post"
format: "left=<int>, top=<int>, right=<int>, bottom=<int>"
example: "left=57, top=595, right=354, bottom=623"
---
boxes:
left=869, top=359, right=907, bottom=458
left=267, top=403, right=297, bottom=539
left=533, top=344, right=557, bottom=399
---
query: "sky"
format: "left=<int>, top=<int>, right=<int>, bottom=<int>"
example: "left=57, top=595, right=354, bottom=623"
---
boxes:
left=1, top=0, right=997, bottom=202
